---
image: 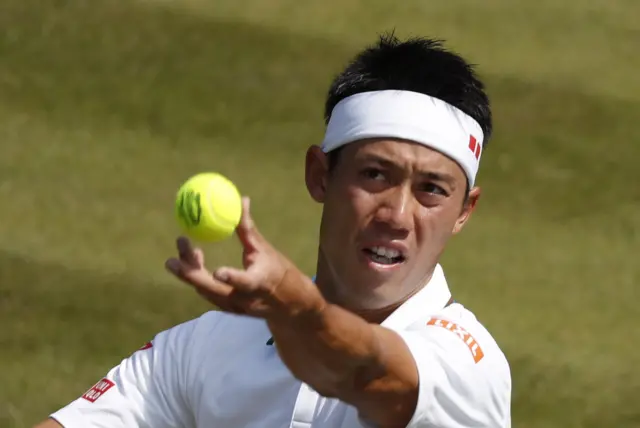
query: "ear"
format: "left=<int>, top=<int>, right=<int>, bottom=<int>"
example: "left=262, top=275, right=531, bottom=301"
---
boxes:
left=452, top=186, right=481, bottom=235
left=305, top=145, right=329, bottom=203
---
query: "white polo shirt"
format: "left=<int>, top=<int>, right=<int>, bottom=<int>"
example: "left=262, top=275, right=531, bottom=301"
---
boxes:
left=50, top=264, right=511, bottom=427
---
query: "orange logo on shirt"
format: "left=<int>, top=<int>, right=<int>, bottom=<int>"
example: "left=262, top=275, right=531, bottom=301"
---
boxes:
left=427, top=318, right=485, bottom=363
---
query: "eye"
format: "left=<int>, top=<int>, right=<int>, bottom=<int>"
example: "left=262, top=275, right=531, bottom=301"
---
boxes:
left=360, top=167, right=385, bottom=181
left=420, top=182, right=448, bottom=196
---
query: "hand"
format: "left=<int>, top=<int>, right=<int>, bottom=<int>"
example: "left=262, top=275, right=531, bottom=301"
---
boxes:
left=165, top=197, right=326, bottom=324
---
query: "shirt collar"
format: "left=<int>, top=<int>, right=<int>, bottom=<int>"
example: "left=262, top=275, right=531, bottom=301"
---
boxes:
left=380, top=263, right=452, bottom=330
left=266, top=265, right=451, bottom=345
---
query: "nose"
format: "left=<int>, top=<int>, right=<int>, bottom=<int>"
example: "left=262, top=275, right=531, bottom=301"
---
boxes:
left=373, top=185, right=414, bottom=235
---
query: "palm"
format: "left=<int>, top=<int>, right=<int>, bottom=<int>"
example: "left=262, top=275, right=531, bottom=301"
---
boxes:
left=165, top=197, right=323, bottom=321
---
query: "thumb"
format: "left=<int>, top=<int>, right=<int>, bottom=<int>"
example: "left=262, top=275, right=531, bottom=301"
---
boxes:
left=235, top=197, right=262, bottom=251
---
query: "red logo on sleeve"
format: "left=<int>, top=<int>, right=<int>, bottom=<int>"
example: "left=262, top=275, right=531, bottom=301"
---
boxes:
left=81, top=378, right=115, bottom=403
left=139, top=341, right=153, bottom=351
left=427, top=318, right=485, bottom=363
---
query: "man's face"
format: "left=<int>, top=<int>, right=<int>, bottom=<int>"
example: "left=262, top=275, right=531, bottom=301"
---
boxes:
left=305, top=138, right=480, bottom=312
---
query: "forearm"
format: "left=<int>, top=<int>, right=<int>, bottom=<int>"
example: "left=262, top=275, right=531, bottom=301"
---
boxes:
left=268, top=302, right=418, bottom=426
left=270, top=302, right=378, bottom=393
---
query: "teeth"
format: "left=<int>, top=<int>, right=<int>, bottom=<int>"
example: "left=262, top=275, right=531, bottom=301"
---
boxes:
left=370, top=254, right=394, bottom=265
left=370, top=246, right=401, bottom=258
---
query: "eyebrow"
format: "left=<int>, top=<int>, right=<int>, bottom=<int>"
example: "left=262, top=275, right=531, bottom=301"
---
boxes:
left=360, top=153, right=458, bottom=186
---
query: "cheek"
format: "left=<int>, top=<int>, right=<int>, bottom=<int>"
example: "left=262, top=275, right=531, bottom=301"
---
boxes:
left=415, top=205, right=460, bottom=245
left=324, top=185, right=374, bottom=234
left=344, top=184, right=380, bottom=222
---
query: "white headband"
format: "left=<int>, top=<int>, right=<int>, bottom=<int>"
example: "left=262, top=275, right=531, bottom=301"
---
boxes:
left=321, top=90, right=484, bottom=186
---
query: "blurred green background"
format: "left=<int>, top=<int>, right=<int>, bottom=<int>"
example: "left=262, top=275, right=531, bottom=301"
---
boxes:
left=1, top=0, right=638, bottom=427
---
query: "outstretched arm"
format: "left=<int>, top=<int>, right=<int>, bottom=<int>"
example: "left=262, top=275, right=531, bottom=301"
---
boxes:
left=166, top=197, right=420, bottom=427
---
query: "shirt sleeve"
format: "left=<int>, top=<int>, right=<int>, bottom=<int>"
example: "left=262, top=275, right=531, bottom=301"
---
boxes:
left=392, top=317, right=512, bottom=428
left=49, top=317, right=200, bottom=428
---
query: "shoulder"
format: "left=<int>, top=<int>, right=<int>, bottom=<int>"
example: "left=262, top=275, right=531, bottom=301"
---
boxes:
left=156, top=309, right=267, bottom=346
left=135, top=310, right=266, bottom=372
left=423, top=303, right=509, bottom=369
left=395, top=303, right=511, bottom=427
left=164, top=309, right=264, bottom=340
left=161, top=310, right=271, bottom=361
left=406, top=302, right=510, bottom=385
left=192, top=310, right=271, bottom=341
left=48, top=310, right=268, bottom=428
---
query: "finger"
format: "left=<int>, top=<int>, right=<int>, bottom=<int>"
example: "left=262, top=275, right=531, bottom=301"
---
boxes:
left=214, top=266, right=260, bottom=293
left=194, top=287, right=238, bottom=313
left=176, top=236, right=202, bottom=268
left=194, top=280, right=263, bottom=318
left=165, top=258, right=233, bottom=297
left=195, top=285, right=263, bottom=317
left=193, top=247, right=205, bottom=266
left=235, top=197, right=262, bottom=252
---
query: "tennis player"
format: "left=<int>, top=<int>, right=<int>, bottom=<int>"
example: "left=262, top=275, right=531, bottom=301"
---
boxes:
left=35, top=33, right=511, bottom=428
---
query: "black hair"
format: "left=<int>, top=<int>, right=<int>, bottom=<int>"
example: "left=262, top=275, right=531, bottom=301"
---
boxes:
left=324, top=32, right=492, bottom=179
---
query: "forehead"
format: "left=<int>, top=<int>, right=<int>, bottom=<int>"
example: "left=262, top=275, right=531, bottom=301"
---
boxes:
left=339, top=138, right=467, bottom=180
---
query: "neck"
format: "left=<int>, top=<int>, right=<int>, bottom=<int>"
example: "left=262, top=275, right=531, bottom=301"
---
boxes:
left=350, top=300, right=406, bottom=324
left=316, top=279, right=425, bottom=324
left=314, top=250, right=432, bottom=324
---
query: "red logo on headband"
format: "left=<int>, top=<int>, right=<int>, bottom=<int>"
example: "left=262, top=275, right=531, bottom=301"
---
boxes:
left=468, top=135, right=481, bottom=160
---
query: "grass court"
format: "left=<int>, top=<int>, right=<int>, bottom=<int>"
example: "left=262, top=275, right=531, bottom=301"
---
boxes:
left=1, top=1, right=638, bottom=426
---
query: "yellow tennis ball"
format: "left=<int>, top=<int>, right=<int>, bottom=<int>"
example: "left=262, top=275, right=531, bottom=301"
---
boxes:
left=175, top=172, right=242, bottom=243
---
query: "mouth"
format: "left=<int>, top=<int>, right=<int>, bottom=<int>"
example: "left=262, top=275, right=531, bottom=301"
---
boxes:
left=361, top=245, right=407, bottom=268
